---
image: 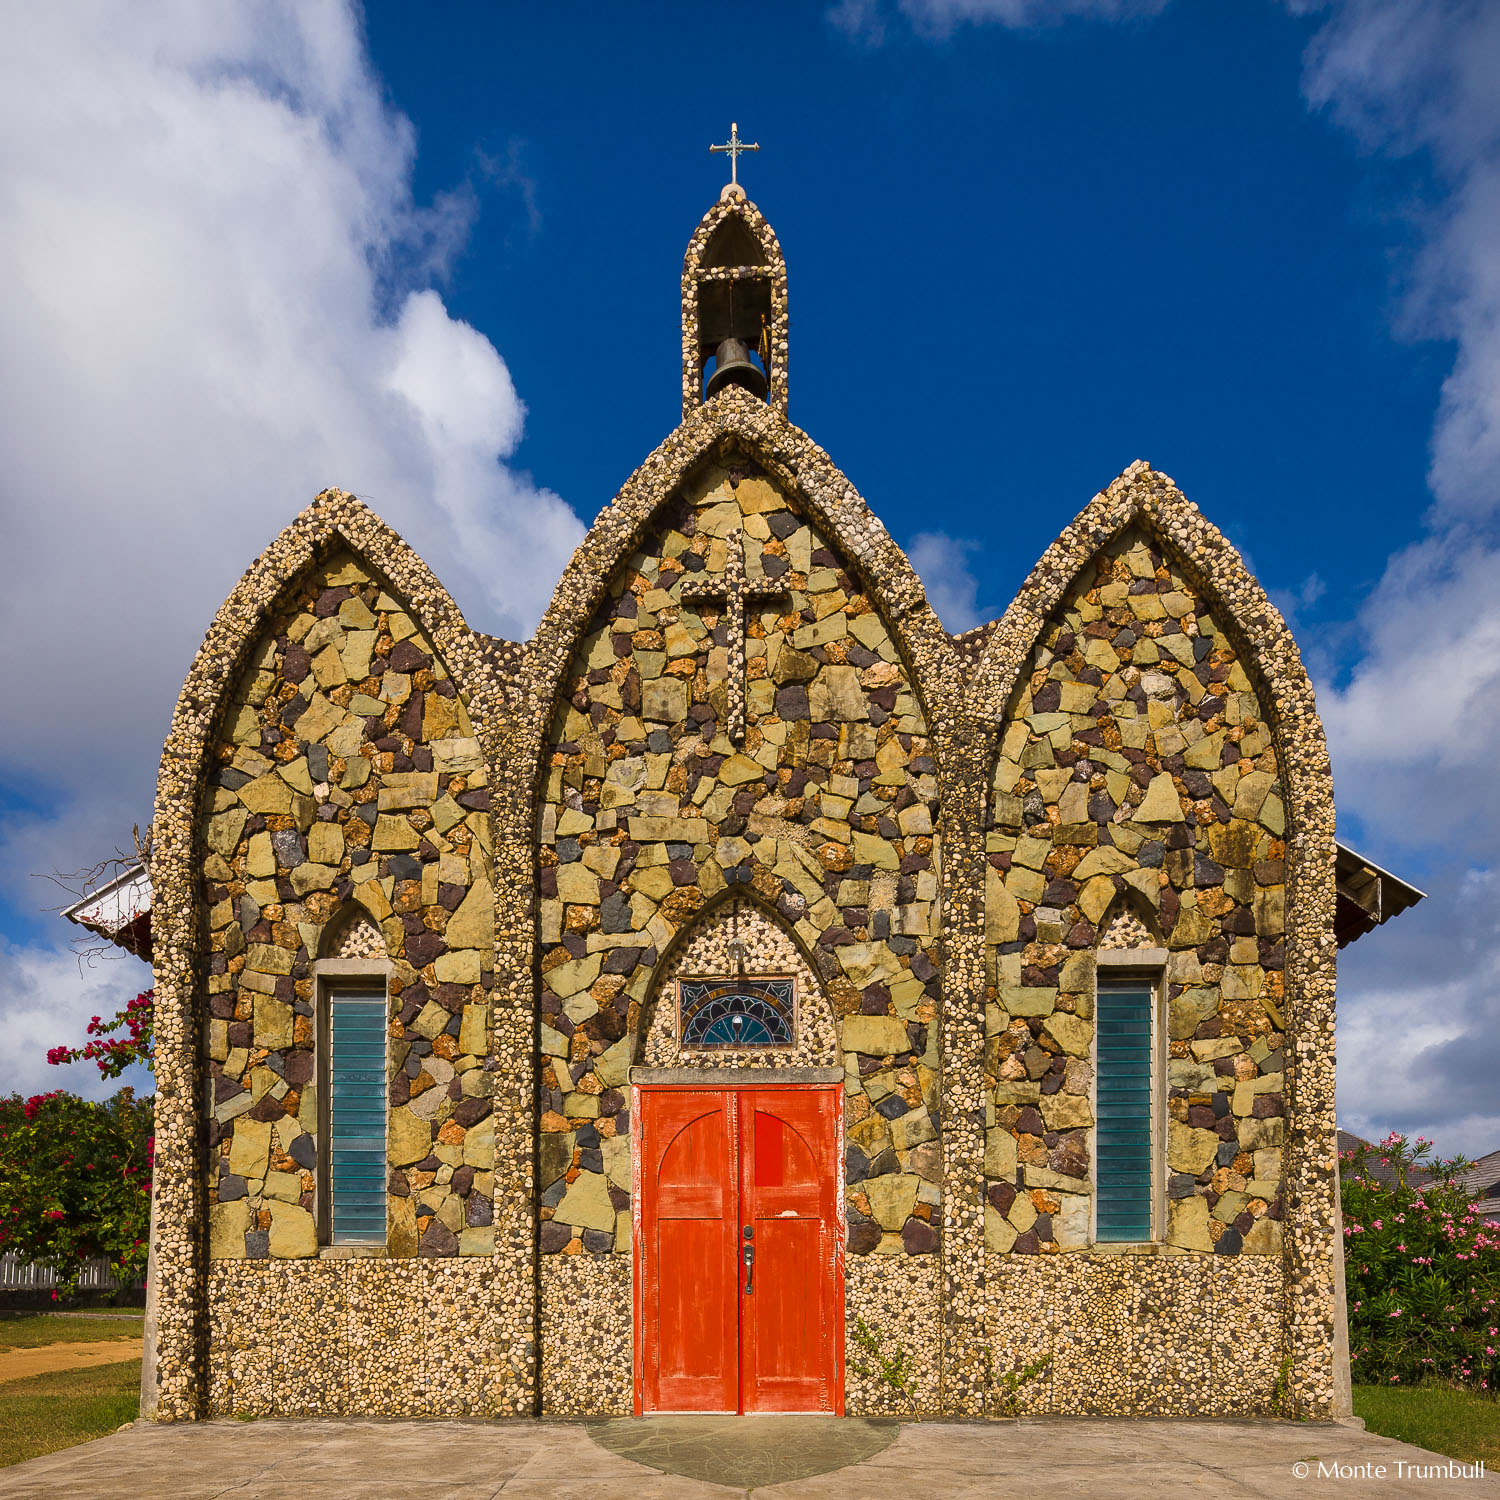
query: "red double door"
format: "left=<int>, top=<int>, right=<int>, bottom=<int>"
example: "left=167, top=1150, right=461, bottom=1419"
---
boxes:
left=635, top=1084, right=844, bottom=1414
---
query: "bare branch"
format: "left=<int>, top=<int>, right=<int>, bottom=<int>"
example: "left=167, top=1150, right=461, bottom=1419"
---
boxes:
left=34, top=847, right=152, bottom=970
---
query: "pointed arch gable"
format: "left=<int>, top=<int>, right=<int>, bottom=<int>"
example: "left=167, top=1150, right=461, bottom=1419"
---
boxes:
left=637, top=890, right=840, bottom=1069
left=524, top=391, right=964, bottom=785
left=972, top=459, right=1338, bottom=1418
left=968, top=462, right=1326, bottom=783
left=683, top=196, right=785, bottom=280
left=1094, top=889, right=1165, bottom=952
left=146, top=488, right=508, bottom=1421
left=647, top=882, right=829, bottom=992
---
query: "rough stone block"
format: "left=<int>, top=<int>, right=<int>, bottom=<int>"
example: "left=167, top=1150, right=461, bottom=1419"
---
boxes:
left=1136, top=773, right=1184, bottom=822
left=209, top=1199, right=251, bottom=1259
left=308, top=822, right=344, bottom=865
left=556, top=863, right=600, bottom=905
left=458, top=1003, right=488, bottom=1056
left=627, top=815, right=709, bottom=844
left=864, top=1174, right=919, bottom=1231
left=442, top=879, right=492, bottom=950
left=1041, top=1011, right=1091, bottom=1057
left=377, top=771, right=438, bottom=810
left=253, top=996, right=294, bottom=1050
left=1168, top=1122, right=1220, bottom=1175
left=554, top=1170, right=616, bottom=1232
left=1002, top=986, right=1057, bottom=1019
left=431, top=737, right=485, bottom=774
left=290, top=862, right=337, bottom=897
left=546, top=952, right=602, bottom=999
left=984, top=1127, right=1017, bottom=1179
left=227, top=1118, right=273, bottom=1179
left=1040, top=1094, right=1093, bottom=1130
left=267, top=1202, right=318, bottom=1258
left=434, top=949, right=481, bottom=984
left=388, top=1108, right=431, bottom=1166
left=372, top=815, right=421, bottom=852
left=1166, top=1194, right=1214, bottom=1251
left=986, top=1203, right=1017, bottom=1252
left=642, top=677, right=687, bottom=723
left=843, top=1014, right=909, bottom=1057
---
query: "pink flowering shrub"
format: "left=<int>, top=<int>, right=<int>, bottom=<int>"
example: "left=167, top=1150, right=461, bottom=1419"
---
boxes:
left=1342, top=1132, right=1498, bottom=1389
left=47, top=988, right=154, bottom=1079
left=0, top=1087, right=153, bottom=1295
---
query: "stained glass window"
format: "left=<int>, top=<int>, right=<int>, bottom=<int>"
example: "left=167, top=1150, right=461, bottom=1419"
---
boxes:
left=678, top=977, right=795, bottom=1048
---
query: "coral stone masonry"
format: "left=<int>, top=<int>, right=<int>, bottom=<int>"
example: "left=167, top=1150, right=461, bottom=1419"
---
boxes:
left=141, top=183, right=1346, bottom=1422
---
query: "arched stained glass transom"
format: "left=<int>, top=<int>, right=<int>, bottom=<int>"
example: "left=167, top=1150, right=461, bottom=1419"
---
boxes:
left=678, top=976, right=795, bottom=1049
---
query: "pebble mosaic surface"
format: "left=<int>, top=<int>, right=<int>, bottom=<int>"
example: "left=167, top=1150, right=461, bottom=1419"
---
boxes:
left=144, top=188, right=1339, bottom=1424
left=983, top=529, right=1290, bottom=1260
left=200, top=552, right=497, bottom=1263
left=536, top=463, right=944, bottom=1267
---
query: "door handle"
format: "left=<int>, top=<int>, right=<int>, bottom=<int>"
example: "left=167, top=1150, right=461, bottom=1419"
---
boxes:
left=742, top=1241, right=755, bottom=1294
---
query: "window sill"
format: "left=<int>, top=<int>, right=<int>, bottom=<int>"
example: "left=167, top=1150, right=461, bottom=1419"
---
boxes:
left=319, top=1243, right=388, bottom=1259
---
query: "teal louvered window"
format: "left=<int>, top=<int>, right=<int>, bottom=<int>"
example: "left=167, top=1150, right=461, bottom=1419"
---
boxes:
left=328, top=986, right=387, bottom=1243
left=1095, top=980, right=1156, bottom=1242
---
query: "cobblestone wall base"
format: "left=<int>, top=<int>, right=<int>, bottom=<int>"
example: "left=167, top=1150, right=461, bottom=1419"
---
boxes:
left=985, top=1253, right=1284, bottom=1415
left=206, top=1259, right=507, bottom=1416
left=845, top=1252, right=940, bottom=1415
left=539, top=1253, right=633, bottom=1416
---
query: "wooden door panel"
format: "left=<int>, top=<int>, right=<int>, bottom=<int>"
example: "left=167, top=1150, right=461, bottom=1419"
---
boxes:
left=657, top=1219, right=732, bottom=1382
left=753, top=1217, right=817, bottom=1378
left=636, top=1083, right=842, bottom=1416
left=658, top=1109, right=732, bottom=1214
left=639, top=1092, right=738, bottom=1413
left=740, top=1088, right=842, bottom=1414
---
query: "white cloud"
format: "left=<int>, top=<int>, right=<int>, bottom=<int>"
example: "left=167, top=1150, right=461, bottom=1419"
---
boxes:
left=1337, top=868, right=1500, bottom=1158
left=1256, top=1, right=1500, bottom=1157
left=0, top=0, right=585, bottom=1093
left=832, top=0, right=1168, bottom=41
left=1297, top=0, right=1500, bottom=520
left=0, top=0, right=581, bottom=794
left=906, top=531, right=993, bottom=633
left=1296, top=5, right=1500, bottom=872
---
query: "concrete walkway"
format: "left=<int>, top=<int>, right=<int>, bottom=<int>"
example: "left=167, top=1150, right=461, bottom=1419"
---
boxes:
left=0, top=1416, right=1492, bottom=1498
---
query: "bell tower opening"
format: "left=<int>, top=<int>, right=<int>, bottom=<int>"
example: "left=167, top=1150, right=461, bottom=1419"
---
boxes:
left=681, top=128, right=790, bottom=418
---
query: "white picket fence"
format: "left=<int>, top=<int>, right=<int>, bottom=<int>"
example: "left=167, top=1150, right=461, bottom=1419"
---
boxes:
left=0, top=1252, right=143, bottom=1291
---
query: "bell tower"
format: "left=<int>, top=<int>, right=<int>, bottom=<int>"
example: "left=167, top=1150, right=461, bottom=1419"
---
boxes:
left=681, top=126, right=789, bottom=419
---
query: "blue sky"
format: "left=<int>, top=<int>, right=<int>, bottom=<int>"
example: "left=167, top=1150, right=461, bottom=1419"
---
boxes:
left=1, top=0, right=1497, bottom=1153
left=371, top=0, right=1442, bottom=637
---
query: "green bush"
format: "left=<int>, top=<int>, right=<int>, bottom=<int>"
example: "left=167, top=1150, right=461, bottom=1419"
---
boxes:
left=0, top=1088, right=153, bottom=1296
left=1342, top=1132, right=1498, bottom=1389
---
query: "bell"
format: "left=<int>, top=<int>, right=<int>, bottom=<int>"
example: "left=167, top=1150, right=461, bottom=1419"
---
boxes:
left=705, top=336, right=768, bottom=400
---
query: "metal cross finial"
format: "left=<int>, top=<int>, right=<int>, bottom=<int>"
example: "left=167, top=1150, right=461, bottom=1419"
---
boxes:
left=710, top=122, right=759, bottom=187
left=681, top=527, right=789, bottom=743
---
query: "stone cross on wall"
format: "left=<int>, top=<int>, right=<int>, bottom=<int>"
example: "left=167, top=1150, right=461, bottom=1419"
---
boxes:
left=681, top=528, right=788, bottom=743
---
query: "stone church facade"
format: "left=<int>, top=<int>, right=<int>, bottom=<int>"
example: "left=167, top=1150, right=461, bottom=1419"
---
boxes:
left=143, top=184, right=1341, bottom=1421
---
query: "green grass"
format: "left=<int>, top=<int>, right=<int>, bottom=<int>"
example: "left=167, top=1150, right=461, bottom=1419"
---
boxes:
left=0, top=1313, right=143, bottom=1350
left=1354, top=1383, right=1500, bottom=1468
left=0, top=1360, right=141, bottom=1468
